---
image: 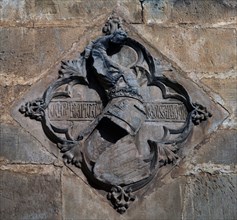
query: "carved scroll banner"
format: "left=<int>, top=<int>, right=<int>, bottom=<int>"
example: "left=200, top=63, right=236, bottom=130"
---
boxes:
left=14, top=14, right=216, bottom=214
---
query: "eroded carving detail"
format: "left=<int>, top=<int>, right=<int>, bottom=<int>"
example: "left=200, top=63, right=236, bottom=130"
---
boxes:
left=19, top=98, right=45, bottom=121
left=19, top=14, right=212, bottom=213
left=191, top=103, right=212, bottom=125
left=107, top=186, right=135, bottom=214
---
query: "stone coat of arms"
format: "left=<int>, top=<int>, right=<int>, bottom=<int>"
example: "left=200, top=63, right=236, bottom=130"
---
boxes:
left=17, top=14, right=212, bottom=214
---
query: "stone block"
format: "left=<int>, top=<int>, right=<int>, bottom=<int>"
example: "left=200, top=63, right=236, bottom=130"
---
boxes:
left=132, top=25, right=236, bottom=72
left=117, top=0, right=142, bottom=23
left=34, top=0, right=117, bottom=26
left=171, top=0, right=237, bottom=25
left=2, top=0, right=236, bottom=27
left=142, top=0, right=236, bottom=26
left=0, top=27, right=87, bottom=82
left=0, top=0, right=33, bottom=26
left=0, top=85, right=30, bottom=123
left=183, top=174, right=237, bottom=220
left=0, top=123, right=55, bottom=164
left=0, top=166, right=61, bottom=220
left=62, top=167, right=186, bottom=219
left=0, top=0, right=142, bottom=26
left=201, top=77, right=237, bottom=126
left=129, top=177, right=185, bottom=220
left=193, top=129, right=237, bottom=165
left=62, top=168, right=118, bottom=220
left=142, top=0, right=173, bottom=24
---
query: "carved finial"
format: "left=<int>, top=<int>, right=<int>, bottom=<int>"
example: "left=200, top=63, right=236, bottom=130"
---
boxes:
left=19, top=98, right=45, bottom=121
left=191, top=103, right=212, bottom=125
left=107, top=186, right=135, bottom=214
left=102, top=13, right=124, bottom=35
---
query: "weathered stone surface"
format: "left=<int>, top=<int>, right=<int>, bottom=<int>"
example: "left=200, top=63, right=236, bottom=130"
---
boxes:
left=62, top=168, right=186, bottom=219
left=201, top=77, right=237, bottom=128
left=0, top=0, right=111, bottom=26
left=32, top=0, right=117, bottom=26
left=0, top=166, right=61, bottom=220
left=171, top=0, right=237, bottom=26
left=183, top=174, right=237, bottom=220
left=2, top=0, right=236, bottom=27
left=141, top=0, right=236, bottom=26
left=0, top=0, right=142, bottom=27
left=221, top=0, right=237, bottom=8
left=132, top=25, right=236, bottom=72
left=117, top=0, right=142, bottom=23
left=0, top=27, right=87, bottom=81
left=192, top=129, right=237, bottom=165
left=62, top=168, right=118, bottom=220
left=0, top=85, right=30, bottom=123
left=129, top=177, right=185, bottom=220
left=142, top=0, right=172, bottom=24
left=0, top=123, right=55, bottom=163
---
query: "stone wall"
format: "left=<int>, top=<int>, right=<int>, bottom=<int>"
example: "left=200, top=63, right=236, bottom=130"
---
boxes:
left=0, top=0, right=236, bottom=219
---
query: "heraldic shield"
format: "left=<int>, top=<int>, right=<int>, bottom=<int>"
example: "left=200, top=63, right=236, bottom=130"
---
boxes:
left=18, top=14, right=212, bottom=214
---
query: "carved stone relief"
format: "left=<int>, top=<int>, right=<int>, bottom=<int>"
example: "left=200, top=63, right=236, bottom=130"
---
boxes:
left=15, top=14, right=214, bottom=214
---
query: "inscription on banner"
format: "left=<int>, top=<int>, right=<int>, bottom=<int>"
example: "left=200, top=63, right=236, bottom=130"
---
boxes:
left=48, top=100, right=103, bottom=121
left=145, top=102, right=187, bottom=122
left=48, top=100, right=187, bottom=122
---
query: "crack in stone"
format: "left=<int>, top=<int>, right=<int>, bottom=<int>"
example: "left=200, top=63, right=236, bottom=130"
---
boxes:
left=139, top=0, right=145, bottom=24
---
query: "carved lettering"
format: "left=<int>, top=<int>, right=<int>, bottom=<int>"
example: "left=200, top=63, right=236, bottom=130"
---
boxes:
left=48, top=100, right=103, bottom=121
left=47, top=100, right=187, bottom=122
left=145, top=102, right=187, bottom=122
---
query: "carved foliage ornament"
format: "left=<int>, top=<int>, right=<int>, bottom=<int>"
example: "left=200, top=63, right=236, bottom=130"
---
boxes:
left=20, top=15, right=211, bottom=214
